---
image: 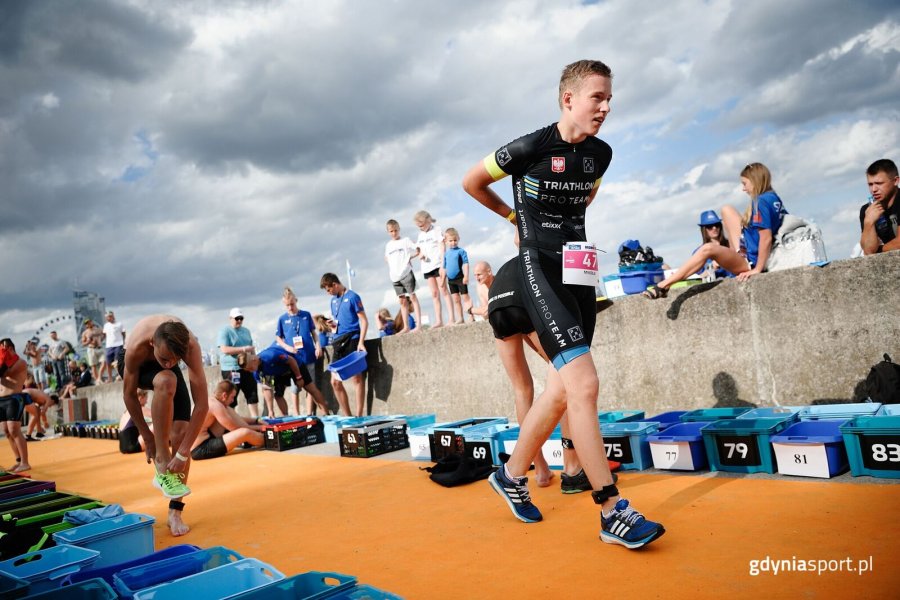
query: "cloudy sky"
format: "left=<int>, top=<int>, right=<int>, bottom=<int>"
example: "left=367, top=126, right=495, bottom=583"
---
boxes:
left=2, top=0, right=898, bottom=352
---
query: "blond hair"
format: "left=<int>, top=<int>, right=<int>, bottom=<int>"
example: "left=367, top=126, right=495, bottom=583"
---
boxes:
left=444, top=227, right=459, bottom=240
left=413, top=210, right=435, bottom=225
left=739, top=163, right=774, bottom=227
left=558, top=60, right=613, bottom=109
left=282, top=286, right=297, bottom=303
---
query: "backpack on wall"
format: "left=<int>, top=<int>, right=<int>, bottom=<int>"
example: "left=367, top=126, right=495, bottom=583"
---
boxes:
left=865, top=353, right=900, bottom=404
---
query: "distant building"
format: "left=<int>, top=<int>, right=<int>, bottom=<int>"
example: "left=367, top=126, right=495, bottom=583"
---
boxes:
left=73, top=290, right=106, bottom=348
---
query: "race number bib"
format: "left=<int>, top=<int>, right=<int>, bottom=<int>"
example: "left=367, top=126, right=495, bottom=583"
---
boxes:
left=230, top=370, right=241, bottom=384
left=562, top=242, right=599, bottom=286
left=292, top=336, right=304, bottom=350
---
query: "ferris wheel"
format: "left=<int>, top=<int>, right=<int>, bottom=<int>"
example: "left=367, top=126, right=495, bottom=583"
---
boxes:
left=30, top=313, right=76, bottom=343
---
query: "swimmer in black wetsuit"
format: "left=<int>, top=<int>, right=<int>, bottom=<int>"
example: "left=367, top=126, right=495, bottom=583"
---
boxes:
left=464, top=59, right=664, bottom=549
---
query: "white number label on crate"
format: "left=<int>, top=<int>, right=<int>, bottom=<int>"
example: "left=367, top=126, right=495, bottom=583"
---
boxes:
left=440, top=434, right=452, bottom=447
left=346, top=433, right=357, bottom=444
left=649, top=442, right=696, bottom=471
left=773, top=443, right=831, bottom=478
left=540, top=439, right=564, bottom=469
left=472, top=446, right=486, bottom=460
left=605, top=443, right=623, bottom=458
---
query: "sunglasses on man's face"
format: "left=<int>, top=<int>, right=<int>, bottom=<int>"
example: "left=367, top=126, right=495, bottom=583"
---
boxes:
left=234, top=316, right=244, bottom=321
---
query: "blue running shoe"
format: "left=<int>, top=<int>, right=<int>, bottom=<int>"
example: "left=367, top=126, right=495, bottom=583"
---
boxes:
left=600, top=499, right=665, bottom=549
left=488, top=467, right=542, bottom=523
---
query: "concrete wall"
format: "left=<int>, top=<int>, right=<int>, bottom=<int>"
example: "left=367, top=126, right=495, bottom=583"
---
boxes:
left=80, top=252, right=899, bottom=423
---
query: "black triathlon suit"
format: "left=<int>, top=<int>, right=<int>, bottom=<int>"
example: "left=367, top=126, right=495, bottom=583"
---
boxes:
left=485, top=123, right=612, bottom=367
left=487, top=258, right=534, bottom=340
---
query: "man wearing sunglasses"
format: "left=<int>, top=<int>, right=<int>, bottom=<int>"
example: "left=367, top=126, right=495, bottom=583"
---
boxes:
left=217, top=308, right=260, bottom=419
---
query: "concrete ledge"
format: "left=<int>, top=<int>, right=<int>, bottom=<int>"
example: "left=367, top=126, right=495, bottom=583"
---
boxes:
left=80, top=253, right=899, bottom=423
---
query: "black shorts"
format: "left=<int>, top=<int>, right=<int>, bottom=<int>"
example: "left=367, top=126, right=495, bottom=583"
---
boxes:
left=519, top=247, right=596, bottom=368
left=221, top=369, right=259, bottom=405
left=260, top=362, right=311, bottom=397
left=119, top=426, right=142, bottom=454
left=118, top=349, right=191, bottom=422
left=489, top=306, right=536, bottom=340
left=0, top=394, right=26, bottom=422
left=423, top=268, right=440, bottom=279
left=331, top=333, right=359, bottom=363
left=448, top=277, right=468, bottom=295
left=191, top=435, right=227, bottom=460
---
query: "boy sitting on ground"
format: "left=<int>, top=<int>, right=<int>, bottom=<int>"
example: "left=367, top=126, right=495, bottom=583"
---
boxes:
left=190, top=381, right=264, bottom=460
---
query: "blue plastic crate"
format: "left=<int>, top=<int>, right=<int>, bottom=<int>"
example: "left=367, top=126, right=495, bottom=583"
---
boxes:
left=680, top=407, right=752, bottom=422
left=491, top=425, right=566, bottom=471
left=600, top=422, right=659, bottom=470
left=799, top=402, right=882, bottom=421
left=738, top=406, right=803, bottom=420
left=322, top=416, right=379, bottom=443
left=702, top=417, right=793, bottom=473
left=408, top=423, right=440, bottom=461
left=131, top=558, right=284, bottom=600
left=463, top=423, right=519, bottom=466
left=52, top=513, right=154, bottom=568
left=0, top=570, right=28, bottom=599
left=619, top=270, right=664, bottom=294
left=384, top=414, right=437, bottom=430
left=327, top=351, right=368, bottom=381
left=597, top=410, right=644, bottom=423
left=840, top=415, right=900, bottom=478
left=638, top=411, right=688, bottom=431
left=646, top=422, right=708, bottom=471
left=327, top=583, right=403, bottom=599
left=228, top=570, right=357, bottom=600
left=428, top=418, right=508, bottom=462
left=113, top=545, right=244, bottom=597
left=619, top=261, right=663, bottom=273
left=0, top=545, right=100, bottom=595
left=26, top=577, right=116, bottom=599
left=770, top=420, right=849, bottom=478
left=61, top=543, right=200, bottom=588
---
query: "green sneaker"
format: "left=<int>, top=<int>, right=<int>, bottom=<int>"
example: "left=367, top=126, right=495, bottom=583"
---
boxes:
left=152, top=471, right=191, bottom=499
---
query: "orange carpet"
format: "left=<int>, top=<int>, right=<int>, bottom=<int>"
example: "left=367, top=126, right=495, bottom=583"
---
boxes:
left=4, top=437, right=898, bottom=599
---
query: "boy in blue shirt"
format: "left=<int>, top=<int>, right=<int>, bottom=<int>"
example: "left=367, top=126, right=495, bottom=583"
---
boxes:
left=320, top=273, right=368, bottom=416
left=442, top=228, right=473, bottom=323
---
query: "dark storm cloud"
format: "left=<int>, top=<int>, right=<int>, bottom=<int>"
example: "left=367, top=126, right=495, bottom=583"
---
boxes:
left=0, top=0, right=191, bottom=81
left=156, top=3, right=481, bottom=174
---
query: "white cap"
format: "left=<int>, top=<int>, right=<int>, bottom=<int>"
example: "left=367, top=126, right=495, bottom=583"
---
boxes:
left=229, top=307, right=244, bottom=319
